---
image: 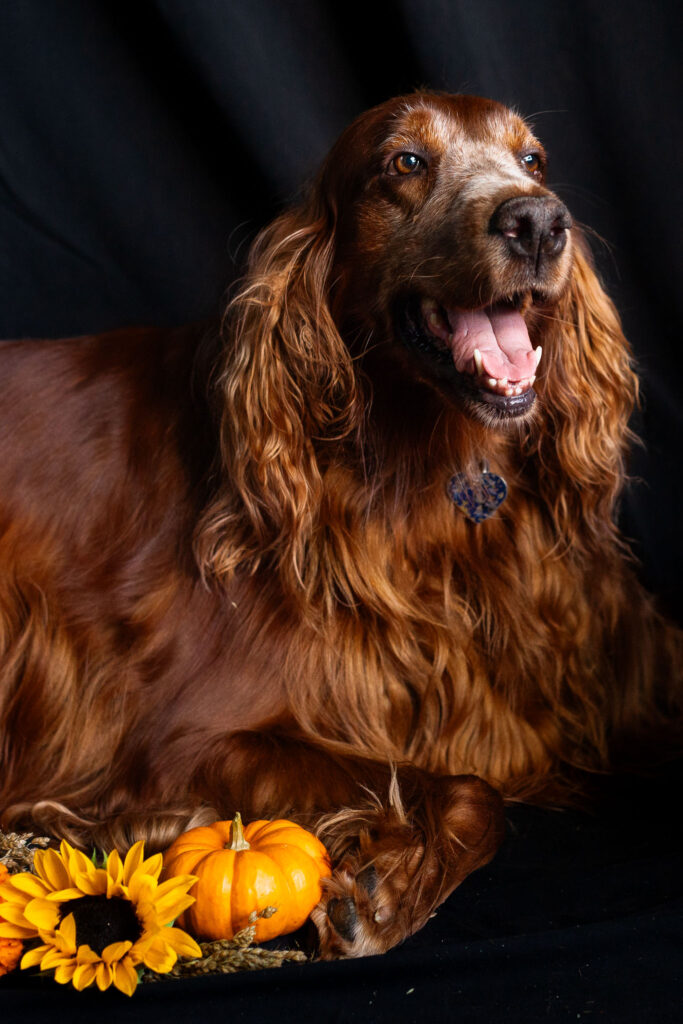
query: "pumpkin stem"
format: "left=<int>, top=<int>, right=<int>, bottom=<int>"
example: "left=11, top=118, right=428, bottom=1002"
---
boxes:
left=227, top=811, right=251, bottom=852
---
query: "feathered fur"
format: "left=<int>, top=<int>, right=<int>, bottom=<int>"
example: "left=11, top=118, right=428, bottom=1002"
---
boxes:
left=0, top=93, right=679, bottom=956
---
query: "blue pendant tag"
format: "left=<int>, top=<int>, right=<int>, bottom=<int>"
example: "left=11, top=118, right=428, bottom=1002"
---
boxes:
left=448, top=469, right=507, bottom=523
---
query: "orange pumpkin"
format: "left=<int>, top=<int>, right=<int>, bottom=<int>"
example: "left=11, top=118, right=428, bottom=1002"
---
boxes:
left=162, top=813, right=331, bottom=942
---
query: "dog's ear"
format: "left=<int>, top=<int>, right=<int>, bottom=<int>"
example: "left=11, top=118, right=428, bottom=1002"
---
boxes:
left=530, top=230, right=639, bottom=544
left=196, top=195, right=360, bottom=591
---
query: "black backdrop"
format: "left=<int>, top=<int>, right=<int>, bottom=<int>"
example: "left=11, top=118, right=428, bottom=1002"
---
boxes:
left=1, top=2, right=681, bottom=1020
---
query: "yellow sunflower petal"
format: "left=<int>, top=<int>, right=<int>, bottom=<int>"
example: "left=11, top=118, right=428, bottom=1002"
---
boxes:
left=134, top=900, right=157, bottom=931
left=33, top=848, right=71, bottom=891
left=141, top=941, right=177, bottom=974
left=0, top=922, right=37, bottom=940
left=0, top=902, right=38, bottom=927
left=64, top=845, right=94, bottom=881
left=106, top=879, right=125, bottom=899
left=153, top=892, right=196, bottom=926
left=20, top=944, right=52, bottom=969
left=0, top=881, right=31, bottom=906
left=41, top=948, right=74, bottom=971
left=161, top=927, right=202, bottom=958
left=106, top=849, right=123, bottom=884
left=53, top=962, right=77, bottom=985
left=55, top=912, right=77, bottom=952
left=140, top=852, right=163, bottom=881
left=150, top=873, right=198, bottom=920
left=96, top=961, right=113, bottom=990
left=127, top=873, right=156, bottom=905
left=73, top=867, right=109, bottom=896
left=112, top=957, right=139, bottom=997
left=72, top=961, right=98, bottom=990
left=74, top=943, right=100, bottom=964
left=101, top=940, right=133, bottom=964
left=153, top=874, right=198, bottom=901
left=104, top=849, right=125, bottom=898
left=45, top=887, right=85, bottom=902
left=4, top=874, right=49, bottom=899
left=23, top=898, right=60, bottom=932
left=122, top=841, right=145, bottom=885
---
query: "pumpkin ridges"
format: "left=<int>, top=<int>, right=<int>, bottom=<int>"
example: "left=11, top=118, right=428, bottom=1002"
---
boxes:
left=189, top=849, right=236, bottom=937
left=173, top=847, right=235, bottom=937
left=162, top=815, right=331, bottom=942
left=245, top=820, right=324, bottom=852
left=263, top=845, right=326, bottom=928
left=256, top=840, right=330, bottom=875
left=232, top=851, right=293, bottom=940
left=244, top=820, right=299, bottom=842
left=245, top=826, right=331, bottom=930
left=242, top=820, right=272, bottom=843
left=245, top=822, right=331, bottom=875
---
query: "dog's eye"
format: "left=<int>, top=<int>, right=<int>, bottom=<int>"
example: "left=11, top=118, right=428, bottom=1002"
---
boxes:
left=521, top=152, right=543, bottom=176
left=390, top=152, right=424, bottom=176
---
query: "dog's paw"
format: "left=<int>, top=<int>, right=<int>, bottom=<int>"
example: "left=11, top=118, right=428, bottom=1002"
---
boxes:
left=309, top=774, right=505, bottom=958
left=311, top=848, right=419, bottom=958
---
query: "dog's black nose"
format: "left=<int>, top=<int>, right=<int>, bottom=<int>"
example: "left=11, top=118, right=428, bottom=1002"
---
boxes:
left=490, top=196, right=571, bottom=262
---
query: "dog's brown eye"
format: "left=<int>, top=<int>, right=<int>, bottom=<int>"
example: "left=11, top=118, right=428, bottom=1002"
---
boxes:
left=391, top=153, right=424, bottom=175
left=521, top=153, right=542, bottom=175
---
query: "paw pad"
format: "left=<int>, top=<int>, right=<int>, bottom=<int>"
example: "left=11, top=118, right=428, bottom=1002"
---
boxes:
left=326, top=896, right=358, bottom=942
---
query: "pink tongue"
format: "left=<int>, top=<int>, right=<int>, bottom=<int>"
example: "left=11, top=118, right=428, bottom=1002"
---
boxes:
left=447, top=306, right=536, bottom=381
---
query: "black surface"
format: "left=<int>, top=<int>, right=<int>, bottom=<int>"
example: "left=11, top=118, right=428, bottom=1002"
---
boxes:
left=3, top=772, right=682, bottom=1021
left=1, top=2, right=681, bottom=1019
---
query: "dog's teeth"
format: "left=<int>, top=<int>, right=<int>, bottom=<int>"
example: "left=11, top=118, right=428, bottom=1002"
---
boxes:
left=514, top=385, right=522, bottom=395
left=421, top=297, right=439, bottom=314
left=498, top=377, right=508, bottom=388
left=534, top=345, right=543, bottom=368
left=429, top=313, right=442, bottom=328
left=529, top=374, right=536, bottom=386
left=504, top=386, right=513, bottom=396
left=473, top=348, right=484, bottom=376
left=487, top=377, right=497, bottom=388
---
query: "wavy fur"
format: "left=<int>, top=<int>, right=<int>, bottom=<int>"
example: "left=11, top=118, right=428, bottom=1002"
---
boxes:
left=1, top=93, right=679, bottom=956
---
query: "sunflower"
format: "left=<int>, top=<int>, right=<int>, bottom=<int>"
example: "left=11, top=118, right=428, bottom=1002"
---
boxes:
left=0, top=839, right=201, bottom=995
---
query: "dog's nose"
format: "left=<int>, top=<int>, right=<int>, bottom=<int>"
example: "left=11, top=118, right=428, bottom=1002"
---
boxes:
left=490, top=196, right=571, bottom=261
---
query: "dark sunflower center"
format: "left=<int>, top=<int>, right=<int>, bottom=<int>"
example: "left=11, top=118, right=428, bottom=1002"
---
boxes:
left=59, top=895, right=142, bottom=956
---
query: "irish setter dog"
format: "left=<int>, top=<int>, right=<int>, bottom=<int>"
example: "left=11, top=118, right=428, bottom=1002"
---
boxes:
left=0, top=93, right=680, bottom=958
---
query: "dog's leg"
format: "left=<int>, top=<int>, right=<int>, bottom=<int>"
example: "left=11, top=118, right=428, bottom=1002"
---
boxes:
left=195, top=731, right=504, bottom=957
left=311, top=773, right=503, bottom=958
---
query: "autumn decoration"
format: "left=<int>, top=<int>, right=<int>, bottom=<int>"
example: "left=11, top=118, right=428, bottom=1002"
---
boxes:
left=0, top=838, right=201, bottom=995
left=162, top=813, right=331, bottom=942
left=0, top=863, right=23, bottom=977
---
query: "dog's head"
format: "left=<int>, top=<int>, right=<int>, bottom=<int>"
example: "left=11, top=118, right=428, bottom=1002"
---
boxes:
left=201, top=93, right=636, bottom=586
left=321, top=92, right=574, bottom=424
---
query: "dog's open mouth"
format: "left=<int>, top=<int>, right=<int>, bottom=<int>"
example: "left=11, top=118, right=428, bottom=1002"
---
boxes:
left=398, top=295, right=543, bottom=418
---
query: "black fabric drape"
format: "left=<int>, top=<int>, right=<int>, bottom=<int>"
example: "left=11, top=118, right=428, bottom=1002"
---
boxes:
left=1, top=2, right=681, bottom=1019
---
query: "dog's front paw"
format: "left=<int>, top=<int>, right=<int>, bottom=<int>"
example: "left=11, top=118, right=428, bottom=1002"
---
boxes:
left=309, top=774, right=504, bottom=958
left=311, top=850, right=416, bottom=958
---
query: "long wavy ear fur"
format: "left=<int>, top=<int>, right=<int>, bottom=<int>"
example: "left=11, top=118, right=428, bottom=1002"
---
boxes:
left=530, top=231, right=640, bottom=551
left=195, top=192, right=361, bottom=590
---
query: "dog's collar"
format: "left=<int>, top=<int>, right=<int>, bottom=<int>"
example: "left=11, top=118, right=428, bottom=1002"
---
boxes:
left=447, top=462, right=507, bottom=523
